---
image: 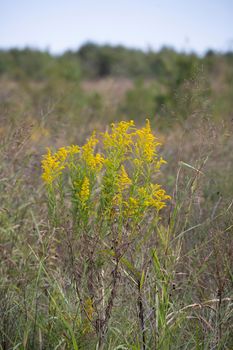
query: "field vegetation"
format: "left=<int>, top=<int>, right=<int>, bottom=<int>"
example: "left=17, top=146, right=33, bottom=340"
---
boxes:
left=0, top=43, right=233, bottom=349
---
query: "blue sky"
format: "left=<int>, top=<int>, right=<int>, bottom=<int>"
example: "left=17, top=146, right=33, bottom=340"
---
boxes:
left=1, top=0, right=233, bottom=54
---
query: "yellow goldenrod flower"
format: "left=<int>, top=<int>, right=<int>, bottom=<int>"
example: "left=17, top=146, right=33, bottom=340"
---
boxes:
left=94, top=152, right=105, bottom=168
left=145, top=184, right=171, bottom=210
left=55, top=147, right=69, bottom=162
left=102, top=120, right=134, bottom=151
left=67, top=145, right=80, bottom=155
left=117, top=165, right=132, bottom=191
left=135, top=119, right=161, bottom=163
left=154, top=157, right=167, bottom=170
left=80, top=176, right=90, bottom=205
left=126, top=196, right=140, bottom=216
left=137, top=184, right=171, bottom=212
left=82, top=132, right=104, bottom=171
left=41, top=145, right=80, bottom=184
left=41, top=148, right=65, bottom=185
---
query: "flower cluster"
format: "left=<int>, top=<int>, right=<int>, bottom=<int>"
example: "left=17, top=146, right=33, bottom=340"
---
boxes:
left=81, top=132, right=104, bottom=171
left=102, top=120, right=134, bottom=159
left=79, top=176, right=90, bottom=206
left=41, top=145, right=79, bottom=185
left=41, top=120, right=171, bottom=219
left=134, top=119, right=162, bottom=164
left=117, top=165, right=132, bottom=192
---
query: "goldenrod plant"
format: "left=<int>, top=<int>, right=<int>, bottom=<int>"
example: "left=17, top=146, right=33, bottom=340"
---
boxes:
left=41, top=119, right=172, bottom=348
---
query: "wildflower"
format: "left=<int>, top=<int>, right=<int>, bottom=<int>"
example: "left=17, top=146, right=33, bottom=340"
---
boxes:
left=125, top=196, right=139, bottom=216
left=155, top=156, right=167, bottom=170
left=135, top=119, right=161, bottom=163
left=82, top=132, right=104, bottom=171
left=41, top=145, right=80, bottom=184
left=41, top=148, right=65, bottom=185
left=144, top=184, right=171, bottom=211
left=102, top=120, right=134, bottom=151
left=117, top=165, right=132, bottom=192
left=109, top=166, right=132, bottom=210
left=55, top=147, right=69, bottom=162
left=134, top=184, right=171, bottom=212
left=67, top=145, right=80, bottom=155
left=80, top=176, right=90, bottom=206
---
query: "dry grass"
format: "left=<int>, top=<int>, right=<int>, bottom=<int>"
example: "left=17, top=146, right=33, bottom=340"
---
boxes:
left=0, top=76, right=233, bottom=350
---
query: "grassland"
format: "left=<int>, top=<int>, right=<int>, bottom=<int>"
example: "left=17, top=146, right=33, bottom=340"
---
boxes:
left=0, top=46, right=233, bottom=349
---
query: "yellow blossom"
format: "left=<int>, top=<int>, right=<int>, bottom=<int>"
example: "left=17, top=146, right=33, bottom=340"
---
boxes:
left=134, top=119, right=161, bottom=163
left=41, top=145, right=80, bottom=184
left=67, top=145, right=80, bottom=155
left=155, top=156, right=167, bottom=170
left=117, top=165, right=132, bottom=192
left=102, top=120, right=134, bottom=151
left=125, top=196, right=140, bottom=216
left=82, top=132, right=104, bottom=171
left=55, top=147, right=69, bottom=162
left=136, top=184, right=171, bottom=212
left=79, top=176, right=90, bottom=205
left=41, top=148, right=65, bottom=185
left=144, top=184, right=171, bottom=210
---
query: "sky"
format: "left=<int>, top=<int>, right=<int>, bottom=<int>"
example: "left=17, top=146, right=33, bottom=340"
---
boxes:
left=1, top=0, right=233, bottom=54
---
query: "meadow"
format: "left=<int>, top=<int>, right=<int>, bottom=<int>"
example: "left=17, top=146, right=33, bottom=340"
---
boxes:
left=0, top=45, right=233, bottom=349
